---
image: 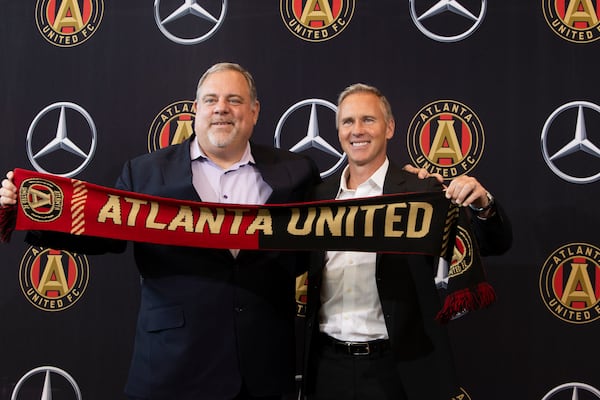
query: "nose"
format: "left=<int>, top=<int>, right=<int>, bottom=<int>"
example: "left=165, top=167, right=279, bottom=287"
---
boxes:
left=213, top=97, right=229, bottom=114
left=351, top=120, right=365, bottom=134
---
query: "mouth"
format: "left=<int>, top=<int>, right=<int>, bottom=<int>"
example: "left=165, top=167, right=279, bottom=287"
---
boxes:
left=350, top=140, right=370, bottom=147
left=211, top=120, right=234, bottom=127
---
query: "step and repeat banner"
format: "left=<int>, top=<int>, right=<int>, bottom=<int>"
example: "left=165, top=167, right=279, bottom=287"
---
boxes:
left=1, top=1, right=600, bottom=399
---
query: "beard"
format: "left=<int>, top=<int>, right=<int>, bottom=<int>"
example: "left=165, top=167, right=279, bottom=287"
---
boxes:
left=207, top=128, right=237, bottom=148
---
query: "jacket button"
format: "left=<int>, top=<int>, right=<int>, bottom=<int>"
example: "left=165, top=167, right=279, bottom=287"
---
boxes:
left=235, top=307, right=244, bottom=312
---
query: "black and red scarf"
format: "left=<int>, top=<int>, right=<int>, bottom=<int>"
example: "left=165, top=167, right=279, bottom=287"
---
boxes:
left=0, top=168, right=495, bottom=322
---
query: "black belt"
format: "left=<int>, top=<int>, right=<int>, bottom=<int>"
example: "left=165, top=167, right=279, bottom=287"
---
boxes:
left=319, top=333, right=391, bottom=356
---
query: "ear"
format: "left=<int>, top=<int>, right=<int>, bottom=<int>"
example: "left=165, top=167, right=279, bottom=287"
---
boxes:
left=386, top=118, right=395, bottom=140
left=192, top=100, right=198, bottom=113
left=252, top=99, right=261, bottom=124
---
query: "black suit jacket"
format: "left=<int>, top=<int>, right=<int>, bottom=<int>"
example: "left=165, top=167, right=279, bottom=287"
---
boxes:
left=303, top=162, right=512, bottom=399
left=27, top=136, right=321, bottom=400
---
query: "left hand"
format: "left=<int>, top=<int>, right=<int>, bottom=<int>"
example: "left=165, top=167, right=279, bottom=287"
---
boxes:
left=444, top=175, right=489, bottom=209
left=403, top=164, right=491, bottom=210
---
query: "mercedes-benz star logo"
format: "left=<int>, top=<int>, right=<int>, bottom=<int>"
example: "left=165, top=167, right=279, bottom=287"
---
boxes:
left=11, top=366, right=82, bottom=400
left=409, top=0, right=487, bottom=42
left=542, top=382, right=600, bottom=399
left=275, top=99, right=346, bottom=178
left=154, top=0, right=227, bottom=44
left=541, top=101, right=600, bottom=184
left=26, top=102, right=97, bottom=178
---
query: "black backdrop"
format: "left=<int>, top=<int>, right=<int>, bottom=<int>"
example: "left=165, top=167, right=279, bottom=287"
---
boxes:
left=1, top=1, right=600, bottom=399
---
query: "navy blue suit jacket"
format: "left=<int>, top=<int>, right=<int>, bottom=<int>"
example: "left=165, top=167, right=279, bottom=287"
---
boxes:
left=27, top=136, right=321, bottom=400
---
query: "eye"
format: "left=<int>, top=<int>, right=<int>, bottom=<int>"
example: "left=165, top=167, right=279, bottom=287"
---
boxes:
left=203, top=97, right=216, bottom=104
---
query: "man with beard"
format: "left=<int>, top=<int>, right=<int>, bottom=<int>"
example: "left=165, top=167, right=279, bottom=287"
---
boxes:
left=1, top=62, right=320, bottom=400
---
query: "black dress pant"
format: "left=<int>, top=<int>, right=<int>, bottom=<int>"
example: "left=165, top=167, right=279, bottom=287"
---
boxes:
left=234, top=383, right=283, bottom=400
left=313, top=335, right=408, bottom=400
left=128, top=382, right=283, bottom=400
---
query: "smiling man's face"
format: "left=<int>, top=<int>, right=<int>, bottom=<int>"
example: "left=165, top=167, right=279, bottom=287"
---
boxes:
left=194, top=69, right=260, bottom=163
left=337, top=91, right=394, bottom=171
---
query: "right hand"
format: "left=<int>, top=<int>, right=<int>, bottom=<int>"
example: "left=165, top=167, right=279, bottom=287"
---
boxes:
left=0, top=171, right=17, bottom=207
left=402, top=164, right=444, bottom=183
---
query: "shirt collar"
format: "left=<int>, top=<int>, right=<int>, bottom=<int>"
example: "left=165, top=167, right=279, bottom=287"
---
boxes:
left=337, top=158, right=389, bottom=194
left=190, top=138, right=255, bottom=169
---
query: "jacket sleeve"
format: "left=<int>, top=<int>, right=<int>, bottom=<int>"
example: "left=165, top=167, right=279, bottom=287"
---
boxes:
left=407, top=171, right=513, bottom=257
left=469, top=201, right=513, bottom=256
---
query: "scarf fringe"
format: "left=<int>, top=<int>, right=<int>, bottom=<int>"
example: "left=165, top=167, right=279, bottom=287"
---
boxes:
left=435, top=282, right=497, bottom=324
left=0, top=205, right=17, bottom=243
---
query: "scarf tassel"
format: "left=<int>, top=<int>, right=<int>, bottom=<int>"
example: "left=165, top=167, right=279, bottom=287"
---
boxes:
left=0, top=205, right=17, bottom=243
left=436, top=282, right=497, bottom=324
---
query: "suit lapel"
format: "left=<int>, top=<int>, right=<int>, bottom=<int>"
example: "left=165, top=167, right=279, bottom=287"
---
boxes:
left=315, top=173, right=341, bottom=200
left=310, top=174, right=341, bottom=279
left=321, top=162, right=408, bottom=198
left=382, top=163, right=409, bottom=195
left=237, top=143, right=289, bottom=259
left=379, top=163, right=409, bottom=266
left=167, top=135, right=233, bottom=259
left=159, top=136, right=202, bottom=202
left=251, top=143, right=293, bottom=204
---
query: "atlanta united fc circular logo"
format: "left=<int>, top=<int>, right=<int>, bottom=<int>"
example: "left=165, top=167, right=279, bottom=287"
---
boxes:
left=19, top=178, right=64, bottom=223
left=448, top=226, right=474, bottom=278
left=20, top=246, right=89, bottom=312
left=35, top=0, right=104, bottom=47
left=148, top=101, right=196, bottom=152
left=542, top=0, right=600, bottom=43
left=539, top=243, right=600, bottom=324
left=407, top=100, right=485, bottom=180
left=280, top=0, right=355, bottom=42
left=451, top=387, right=472, bottom=400
left=296, top=272, right=308, bottom=317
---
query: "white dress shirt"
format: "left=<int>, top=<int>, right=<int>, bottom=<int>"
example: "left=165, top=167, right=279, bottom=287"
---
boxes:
left=319, top=159, right=390, bottom=341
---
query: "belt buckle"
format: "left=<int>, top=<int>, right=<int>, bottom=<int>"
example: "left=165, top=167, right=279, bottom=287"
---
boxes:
left=347, top=341, right=370, bottom=356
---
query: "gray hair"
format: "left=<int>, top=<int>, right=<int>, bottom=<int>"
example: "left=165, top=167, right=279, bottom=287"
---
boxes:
left=196, top=62, right=258, bottom=102
left=337, top=83, right=394, bottom=124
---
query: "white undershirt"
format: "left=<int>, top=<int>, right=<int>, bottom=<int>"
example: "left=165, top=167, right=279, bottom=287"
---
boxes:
left=319, top=159, right=390, bottom=341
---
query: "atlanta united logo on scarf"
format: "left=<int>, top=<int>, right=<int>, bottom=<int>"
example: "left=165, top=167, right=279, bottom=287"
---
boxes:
left=0, top=168, right=496, bottom=322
